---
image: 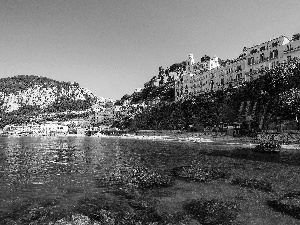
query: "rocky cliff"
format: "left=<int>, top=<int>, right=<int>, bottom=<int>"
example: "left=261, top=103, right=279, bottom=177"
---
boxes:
left=0, top=75, right=106, bottom=113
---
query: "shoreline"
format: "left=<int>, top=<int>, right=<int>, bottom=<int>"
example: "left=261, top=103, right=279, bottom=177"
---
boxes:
left=2, top=131, right=300, bottom=150
left=93, top=132, right=300, bottom=150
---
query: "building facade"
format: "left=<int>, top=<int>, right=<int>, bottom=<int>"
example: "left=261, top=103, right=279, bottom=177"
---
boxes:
left=175, top=35, right=300, bottom=101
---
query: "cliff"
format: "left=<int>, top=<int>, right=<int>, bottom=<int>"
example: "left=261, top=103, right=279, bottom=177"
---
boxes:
left=0, top=75, right=109, bottom=127
left=0, top=75, right=106, bottom=113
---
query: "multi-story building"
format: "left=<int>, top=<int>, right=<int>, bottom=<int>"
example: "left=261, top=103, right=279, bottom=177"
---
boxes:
left=175, top=54, right=221, bottom=101
left=245, top=35, right=290, bottom=80
left=175, top=34, right=300, bottom=101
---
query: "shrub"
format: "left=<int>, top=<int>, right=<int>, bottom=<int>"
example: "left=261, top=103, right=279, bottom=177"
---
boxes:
left=254, top=141, right=281, bottom=153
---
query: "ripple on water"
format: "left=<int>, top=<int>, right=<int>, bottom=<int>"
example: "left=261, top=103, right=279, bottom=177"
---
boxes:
left=1, top=137, right=300, bottom=224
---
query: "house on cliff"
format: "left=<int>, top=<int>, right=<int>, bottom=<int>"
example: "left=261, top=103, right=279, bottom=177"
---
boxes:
left=175, top=34, right=300, bottom=101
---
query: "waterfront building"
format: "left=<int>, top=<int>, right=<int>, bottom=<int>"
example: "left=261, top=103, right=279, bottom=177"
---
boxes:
left=283, top=37, right=300, bottom=61
left=244, top=35, right=290, bottom=81
left=40, top=122, right=68, bottom=135
left=3, top=122, right=68, bottom=136
left=175, top=34, right=300, bottom=101
left=175, top=54, right=221, bottom=101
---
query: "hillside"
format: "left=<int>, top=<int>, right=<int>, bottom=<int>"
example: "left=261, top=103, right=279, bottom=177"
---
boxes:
left=0, top=75, right=107, bottom=127
left=116, top=62, right=186, bottom=106
left=114, top=57, right=300, bottom=132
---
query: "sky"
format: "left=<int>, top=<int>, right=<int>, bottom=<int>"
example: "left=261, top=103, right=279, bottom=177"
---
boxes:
left=0, top=0, right=299, bottom=100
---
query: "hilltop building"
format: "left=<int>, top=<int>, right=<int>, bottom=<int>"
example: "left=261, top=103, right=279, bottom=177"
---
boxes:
left=175, top=35, right=300, bottom=101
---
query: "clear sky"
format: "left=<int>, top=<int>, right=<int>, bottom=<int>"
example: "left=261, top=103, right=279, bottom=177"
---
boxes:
left=0, top=0, right=299, bottom=100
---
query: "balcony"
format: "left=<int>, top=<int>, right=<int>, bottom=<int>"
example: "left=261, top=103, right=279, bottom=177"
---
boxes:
left=284, top=45, right=300, bottom=53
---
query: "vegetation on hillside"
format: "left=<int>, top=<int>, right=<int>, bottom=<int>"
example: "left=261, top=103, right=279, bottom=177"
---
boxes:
left=116, top=57, right=300, bottom=131
left=46, top=96, right=94, bottom=113
left=0, top=75, right=81, bottom=95
left=0, top=75, right=95, bottom=128
left=118, top=62, right=186, bottom=106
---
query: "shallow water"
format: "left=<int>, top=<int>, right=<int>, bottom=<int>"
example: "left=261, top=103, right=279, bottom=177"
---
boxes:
left=1, top=136, right=300, bottom=224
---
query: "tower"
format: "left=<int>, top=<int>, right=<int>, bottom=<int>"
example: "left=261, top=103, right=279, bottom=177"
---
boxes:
left=186, top=54, right=195, bottom=74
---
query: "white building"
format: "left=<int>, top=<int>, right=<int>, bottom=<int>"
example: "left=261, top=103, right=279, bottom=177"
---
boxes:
left=175, top=34, right=300, bottom=101
left=40, top=122, right=68, bottom=135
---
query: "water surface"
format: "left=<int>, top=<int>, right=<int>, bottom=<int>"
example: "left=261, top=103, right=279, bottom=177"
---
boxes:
left=1, top=136, right=300, bottom=224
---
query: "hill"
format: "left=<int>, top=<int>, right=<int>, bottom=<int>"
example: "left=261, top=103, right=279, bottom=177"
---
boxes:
left=114, top=57, right=300, bottom=132
left=0, top=75, right=107, bottom=127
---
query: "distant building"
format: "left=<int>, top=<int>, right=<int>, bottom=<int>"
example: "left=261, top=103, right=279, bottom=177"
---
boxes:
left=40, top=122, right=68, bottom=135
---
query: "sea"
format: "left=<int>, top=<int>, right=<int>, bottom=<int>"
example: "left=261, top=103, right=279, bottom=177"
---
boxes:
left=1, top=136, right=300, bottom=224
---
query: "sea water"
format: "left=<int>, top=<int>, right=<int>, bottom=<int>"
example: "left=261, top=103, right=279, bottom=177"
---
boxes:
left=1, top=136, right=300, bottom=224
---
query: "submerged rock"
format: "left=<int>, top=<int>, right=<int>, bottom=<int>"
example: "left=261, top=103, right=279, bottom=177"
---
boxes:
left=0, top=197, right=69, bottom=225
left=74, top=194, right=164, bottom=225
left=172, top=165, right=229, bottom=182
left=230, top=177, right=273, bottom=192
left=267, top=191, right=300, bottom=219
left=97, top=165, right=174, bottom=190
left=183, top=198, right=239, bottom=225
left=51, top=214, right=101, bottom=225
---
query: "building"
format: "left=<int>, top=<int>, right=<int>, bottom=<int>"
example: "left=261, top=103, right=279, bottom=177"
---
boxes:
left=244, top=35, right=290, bottom=80
left=175, top=34, right=300, bottom=101
left=40, top=122, right=68, bottom=135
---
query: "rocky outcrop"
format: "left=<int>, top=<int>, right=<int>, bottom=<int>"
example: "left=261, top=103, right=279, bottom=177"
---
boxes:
left=0, top=75, right=106, bottom=112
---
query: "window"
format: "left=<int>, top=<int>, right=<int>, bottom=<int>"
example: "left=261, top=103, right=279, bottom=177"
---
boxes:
left=260, top=46, right=266, bottom=51
left=250, top=49, right=257, bottom=54
left=272, top=42, right=278, bottom=48
left=260, top=53, right=264, bottom=62
left=248, top=58, right=251, bottom=65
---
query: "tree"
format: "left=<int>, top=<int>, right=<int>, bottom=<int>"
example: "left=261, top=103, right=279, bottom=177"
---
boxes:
left=292, top=33, right=300, bottom=41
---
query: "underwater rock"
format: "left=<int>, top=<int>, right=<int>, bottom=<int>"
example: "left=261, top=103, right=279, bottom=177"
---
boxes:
left=267, top=191, right=300, bottom=220
left=74, top=194, right=163, bottom=225
left=0, top=197, right=68, bottom=225
left=51, top=214, right=101, bottom=225
left=183, top=198, right=239, bottom=225
left=230, top=177, right=273, bottom=192
left=97, top=166, right=174, bottom=190
left=172, top=165, right=229, bottom=182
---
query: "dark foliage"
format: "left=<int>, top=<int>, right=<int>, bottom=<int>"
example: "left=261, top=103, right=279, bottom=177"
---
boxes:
left=0, top=75, right=71, bottom=95
left=119, top=57, right=300, bottom=131
left=45, top=96, right=93, bottom=113
left=292, top=33, right=300, bottom=41
left=254, top=142, right=281, bottom=154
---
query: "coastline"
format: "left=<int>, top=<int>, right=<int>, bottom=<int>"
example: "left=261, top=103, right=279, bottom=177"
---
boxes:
left=92, top=131, right=300, bottom=150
